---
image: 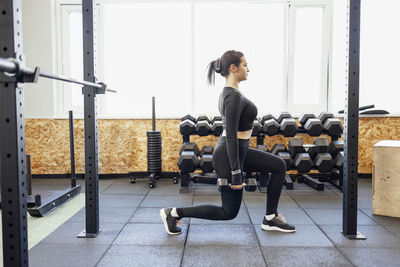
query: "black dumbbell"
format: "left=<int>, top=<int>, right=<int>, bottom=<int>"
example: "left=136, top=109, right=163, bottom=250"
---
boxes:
left=199, top=154, right=213, bottom=173
left=288, top=138, right=305, bottom=156
left=334, top=151, right=344, bottom=170
left=278, top=113, right=298, bottom=137
left=318, top=112, right=343, bottom=137
left=179, top=142, right=200, bottom=156
left=177, top=151, right=199, bottom=173
left=252, top=119, right=263, bottom=136
left=289, top=138, right=313, bottom=173
left=211, top=120, right=223, bottom=136
left=271, top=144, right=287, bottom=155
left=196, top=115, right=211, bottom=124
left=307, top=138, right=334, bottom=173
left=328, top=140, right=344, bottom=158
left=195, top=116, right=211, bottom=136
left=217, top=178, right=257, bottom=192
left=200, top=145, right=214, bottom=157
left=299, top=113, right=323, bottom=136
left=263, top=118, right=280, bottom=136
left=261, top=114, right=276, bottom=125
left=182, top=114, right=196, bottom=122
left=180, top=119, right=195, bottom=136
left=277, top=112, right=292, bottom=124
left=211, top=115, right=222, bottom=124
left=256, top=145, right=269, bottom=153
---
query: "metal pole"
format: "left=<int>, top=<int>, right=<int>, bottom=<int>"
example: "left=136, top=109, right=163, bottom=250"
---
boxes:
left=0, top=0, right=29, bottom=265
left=152, top=96, right=156, bottom=131
left=342, top=0, right=365, bottom=239
left=78, top=0, right=101, bottom=238
left=69, top=111, right=76, bottom=188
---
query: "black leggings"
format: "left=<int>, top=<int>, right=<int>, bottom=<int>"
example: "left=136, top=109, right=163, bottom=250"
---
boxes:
left=177, top=136, right=286, bottom=220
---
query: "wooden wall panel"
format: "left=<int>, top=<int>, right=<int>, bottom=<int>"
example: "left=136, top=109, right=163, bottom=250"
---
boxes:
left=25, top=117, right=400, bottom=174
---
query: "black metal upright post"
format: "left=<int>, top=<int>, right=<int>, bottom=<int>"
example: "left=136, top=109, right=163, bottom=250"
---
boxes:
left=78, top=0, right=101, bottom=238
left=342, top=0, right=365, bottom=239
left=69, top=110, right=76, bottom=187
left=0, top=0, right=29, bottom=265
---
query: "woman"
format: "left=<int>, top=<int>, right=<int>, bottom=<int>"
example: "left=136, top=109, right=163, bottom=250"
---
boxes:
left=160, top=50, right=295, bottom=235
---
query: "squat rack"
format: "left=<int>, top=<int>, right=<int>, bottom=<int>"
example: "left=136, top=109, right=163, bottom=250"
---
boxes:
left=0, top=0, right=106, bottom=265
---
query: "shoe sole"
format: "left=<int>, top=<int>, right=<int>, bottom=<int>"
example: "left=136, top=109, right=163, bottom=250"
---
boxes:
left=261, top=224, right=296, bottom=233
left=160, top=209, right=181, bottom=235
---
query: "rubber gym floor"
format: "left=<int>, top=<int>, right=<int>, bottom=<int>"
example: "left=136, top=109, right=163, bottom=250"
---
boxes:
left=1, top=178, right=400, bottom=266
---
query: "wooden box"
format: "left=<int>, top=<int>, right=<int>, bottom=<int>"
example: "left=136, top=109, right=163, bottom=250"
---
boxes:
left=372, top=140, right=400, bottom=218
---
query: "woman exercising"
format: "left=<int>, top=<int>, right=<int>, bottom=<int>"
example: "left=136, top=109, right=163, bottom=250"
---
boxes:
left=160, top=50, right=295, bottom=235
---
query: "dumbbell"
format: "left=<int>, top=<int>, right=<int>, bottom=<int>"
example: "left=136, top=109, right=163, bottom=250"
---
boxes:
left=299, top=114, right=323, bottom=136
left=217, top=178, right=257, bottom=192
left=252, top=119, right=263, bottom=136
left=262, top=115, right=280, bottom=136
left=179, top=142, right=200, bottom=156
left=211, top=116, right=222, bottom=124
left=210, top=115, right=223, bottom=136
left=178, top=143, right=200, bottom=172
left=256, top=145, right=269, bottom=153
left=330, top=151, right=344, bottom=188
left=334, top=151, right=344, bottom=170
left=318, top=112, right=343, bottom=137
left=277, top=112, right=298, bottom=137
left=307, top=138, right=334, bottom=173
left=199, top=146, right=214, bottom=173
left=328, top=140, right=344, bottom=159
left=182, top=114, right=196, bottom=122
left=195, top=115, right=211, bottom=136
left=261, top=114, right=276, bottom=125
left=180, top=119, right=196, bottom=136
left=177, top=151, right=199, bottom=173
left=288, top=138, right=313, bottom=173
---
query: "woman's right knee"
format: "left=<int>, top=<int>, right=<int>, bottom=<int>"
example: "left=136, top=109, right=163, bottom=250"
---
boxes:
left=222, top=207, right=240, bottom=220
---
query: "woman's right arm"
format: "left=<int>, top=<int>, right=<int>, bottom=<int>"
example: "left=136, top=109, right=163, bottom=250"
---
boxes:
left=224, top=91, right=243, bottom=185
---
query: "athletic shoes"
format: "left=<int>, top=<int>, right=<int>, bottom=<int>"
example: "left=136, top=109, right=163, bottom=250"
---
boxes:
left=261, top=213, right=296, bottom=233
left=160, top=208, right=182, bottom=235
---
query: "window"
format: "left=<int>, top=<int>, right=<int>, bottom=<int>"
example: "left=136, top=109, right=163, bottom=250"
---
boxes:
left=287, top=2, right=330, bottom=114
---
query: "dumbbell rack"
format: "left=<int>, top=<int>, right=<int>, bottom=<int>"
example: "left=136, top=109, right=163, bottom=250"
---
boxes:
left=178, top=113, right=345, bottom=193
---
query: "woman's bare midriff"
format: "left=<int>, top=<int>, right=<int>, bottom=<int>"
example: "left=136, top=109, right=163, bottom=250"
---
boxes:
left=222, top=129, right=252, bottom=140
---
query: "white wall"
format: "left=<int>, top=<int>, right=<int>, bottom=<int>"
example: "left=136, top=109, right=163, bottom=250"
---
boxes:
left=22, top=0, right=56, bottom=118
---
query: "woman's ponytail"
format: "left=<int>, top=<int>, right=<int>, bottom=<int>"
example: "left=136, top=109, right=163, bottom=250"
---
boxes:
left=206, top=58, right=222, bottom=86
